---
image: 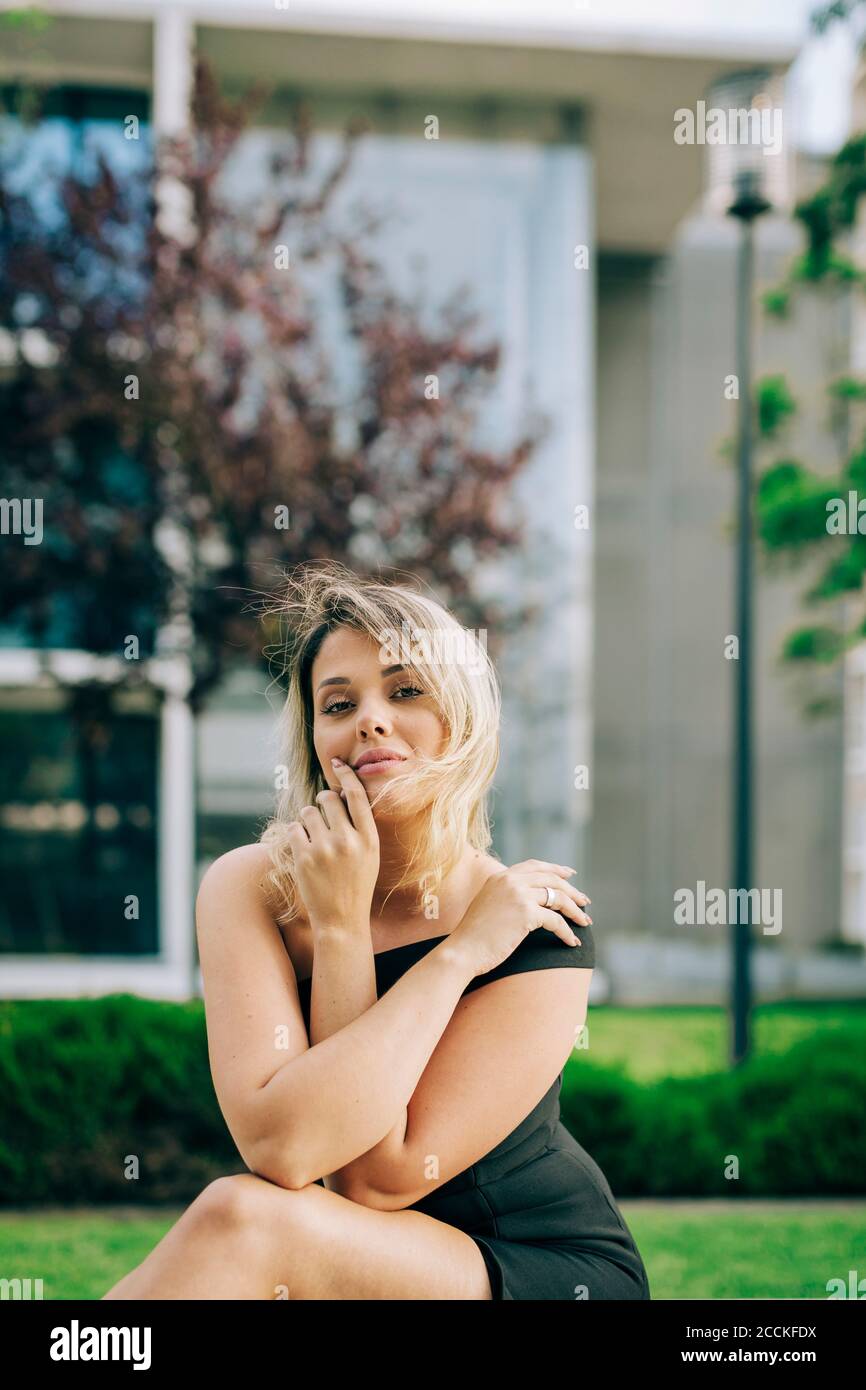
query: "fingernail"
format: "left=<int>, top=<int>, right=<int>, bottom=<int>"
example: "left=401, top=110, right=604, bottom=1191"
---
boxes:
left=331, top=757, right=343, bottom=766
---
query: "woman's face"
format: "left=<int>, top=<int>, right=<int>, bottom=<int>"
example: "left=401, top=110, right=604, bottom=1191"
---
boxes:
left=310, top=625, right=448, bottom=819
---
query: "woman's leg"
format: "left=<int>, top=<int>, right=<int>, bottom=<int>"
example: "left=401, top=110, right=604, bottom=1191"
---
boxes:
left=102, top=1174, right=493, bottom=1301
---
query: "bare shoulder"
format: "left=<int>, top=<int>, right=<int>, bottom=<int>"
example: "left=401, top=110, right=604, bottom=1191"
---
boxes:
left=476, top=852, right=506, bottom=884
left=196, top=843, right=286, bottom=920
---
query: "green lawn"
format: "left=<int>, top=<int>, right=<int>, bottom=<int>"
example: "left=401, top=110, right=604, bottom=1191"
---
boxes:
left=623, top=1201, right=864, bottom=1300
left=582, top=1000, right=866, bottom=1081
left=0, top=1200, right=862, bottom=1299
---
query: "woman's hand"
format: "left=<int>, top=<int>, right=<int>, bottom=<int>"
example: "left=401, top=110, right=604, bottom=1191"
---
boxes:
left=448, top=860, right=592, bottom=978
left=285, top=758, right=381, bottom=933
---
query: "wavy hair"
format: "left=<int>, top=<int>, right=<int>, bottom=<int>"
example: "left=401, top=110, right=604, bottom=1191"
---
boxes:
left=259, top=560, right=502, bottom=924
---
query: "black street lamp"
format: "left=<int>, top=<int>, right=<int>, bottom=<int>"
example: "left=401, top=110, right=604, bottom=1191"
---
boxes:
left=726, top=165, right=771, bottom=1066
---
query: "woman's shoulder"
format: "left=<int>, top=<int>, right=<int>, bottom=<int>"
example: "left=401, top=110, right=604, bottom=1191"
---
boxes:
left=197, top=843, right=290, bottom=921
left=475, top=851, right=506, bottom=880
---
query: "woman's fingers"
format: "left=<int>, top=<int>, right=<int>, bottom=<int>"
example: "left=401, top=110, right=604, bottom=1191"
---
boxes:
left=315, top=788, right=348, bottom=830
left=535, top=908, right=581, bottom=947
left=515, top=858, right=578, bottom=878
left=530, top=875, right=592, bottom=925
left=515, top=860, right=590, bottom=904
left=298, top=803, right=328, bottom=840
left=286, top=818, right=311, bottom=846
left=329, top=758, right=379, bottom=840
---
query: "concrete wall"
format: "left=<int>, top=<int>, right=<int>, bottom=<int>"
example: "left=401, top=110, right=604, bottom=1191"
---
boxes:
left=592, top=207, right=849, bottom=989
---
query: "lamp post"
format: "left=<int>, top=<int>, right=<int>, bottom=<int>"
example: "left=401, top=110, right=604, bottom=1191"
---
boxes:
left=704, top=69, right=782, bottom=1066
left=726, top=167, right=770, bottom=1066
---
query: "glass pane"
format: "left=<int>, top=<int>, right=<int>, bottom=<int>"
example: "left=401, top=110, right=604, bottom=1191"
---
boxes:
left=0, top=689, right=159, bottom=955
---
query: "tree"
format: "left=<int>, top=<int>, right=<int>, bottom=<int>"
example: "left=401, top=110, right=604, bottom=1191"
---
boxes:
left=1, top=57, right=542, bottom=716
left=747, top=5, right=866, bottom=712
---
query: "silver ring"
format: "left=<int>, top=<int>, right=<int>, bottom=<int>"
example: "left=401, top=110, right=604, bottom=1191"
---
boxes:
left=544, top=885, right=555, bottom=908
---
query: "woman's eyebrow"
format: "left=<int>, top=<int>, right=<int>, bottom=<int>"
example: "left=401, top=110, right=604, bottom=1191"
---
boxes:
left=316, top=664, right=406, bottom=693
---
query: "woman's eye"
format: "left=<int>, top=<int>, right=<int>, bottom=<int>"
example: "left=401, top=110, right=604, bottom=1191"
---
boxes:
left=321, top=684, right=424, bottom=715
left=322, top=699, right=351, bottom=714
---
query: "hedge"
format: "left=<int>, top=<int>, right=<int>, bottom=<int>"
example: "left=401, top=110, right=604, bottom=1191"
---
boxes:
left=0, top=997, right=863, bottom=1205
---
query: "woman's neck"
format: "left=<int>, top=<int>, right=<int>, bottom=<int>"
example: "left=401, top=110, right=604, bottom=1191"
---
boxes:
left=371, top=835, right=488, bottom=924
left=368, top=810, right=426, bottom=915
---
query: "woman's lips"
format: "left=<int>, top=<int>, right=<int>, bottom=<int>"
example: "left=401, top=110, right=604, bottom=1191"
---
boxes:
left=355, top=757, right=407, bottom=776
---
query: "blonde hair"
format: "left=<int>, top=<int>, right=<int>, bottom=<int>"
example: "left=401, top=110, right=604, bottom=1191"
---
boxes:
left=259, top=560, right=502, bottom=924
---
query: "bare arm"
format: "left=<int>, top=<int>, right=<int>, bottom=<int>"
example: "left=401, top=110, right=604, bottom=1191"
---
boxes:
left=306, top=924, right=377, bottom=1045
left=255, top=934, right=475, bottom=1190
left=304, top=924, right=407, bottom=1199
left=195, top=844, right=443, bottom=1193
left=273, top=762, right=429, bottom=1196
left=344, top=965, right=592, bottom=1211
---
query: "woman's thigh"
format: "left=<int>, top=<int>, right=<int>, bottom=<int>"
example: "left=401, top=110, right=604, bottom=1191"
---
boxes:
left=216, top=1174, right=494, bottom=1301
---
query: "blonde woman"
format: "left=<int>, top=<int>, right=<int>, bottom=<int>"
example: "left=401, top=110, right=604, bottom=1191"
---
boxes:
left=103, top=561, right=650, bottom=1301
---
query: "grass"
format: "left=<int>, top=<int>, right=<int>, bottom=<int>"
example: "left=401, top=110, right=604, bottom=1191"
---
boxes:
left=0, top=1200, right=862, bottom=1299
left=580, top=1001, right=866, bottom=1081
left=622, top=1201, right=865, bottom=1300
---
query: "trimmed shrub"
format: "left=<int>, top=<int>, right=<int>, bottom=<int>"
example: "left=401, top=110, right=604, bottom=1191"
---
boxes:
left=0, top=998, right=863, bottom=1204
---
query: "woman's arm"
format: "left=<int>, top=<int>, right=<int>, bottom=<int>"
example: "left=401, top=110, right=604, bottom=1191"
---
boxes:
left=254, top=934, right=475, bottom=1191
left=307, top=923, right=377, bottom=1043
left=304, top=924, right=407, bottom=1199
left=272, top=761, right=440, bottom=1196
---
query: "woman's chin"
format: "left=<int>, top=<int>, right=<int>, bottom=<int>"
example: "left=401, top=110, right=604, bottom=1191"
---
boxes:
left=367, top=789, right=425, bottom=822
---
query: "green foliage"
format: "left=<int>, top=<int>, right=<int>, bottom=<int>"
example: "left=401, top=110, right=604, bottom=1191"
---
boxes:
left=562, top=1030, right=866, bottom=1197
left=0, top=997, right=239, bottom=1204
left=752, top=81, right=866, bottom=694
left=781, top=625, right=848, bottom=663
left=829, top=375, right=866, bottom=402
left=752, top=370, right=866, bottom=683
left=762, top=285, right=790, bottom=318
left=755, top=458, right=838, bottom=545
left=756, top=375, right=797, bottom=439
left=1, top=997, right=864, bottom=1204
left=0, top=8, right=53, bottom=32
left=791, top=246, right=863, bottom=287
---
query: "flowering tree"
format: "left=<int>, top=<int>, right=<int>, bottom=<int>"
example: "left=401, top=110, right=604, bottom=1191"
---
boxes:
left=0, top=57, right=541, bottom=713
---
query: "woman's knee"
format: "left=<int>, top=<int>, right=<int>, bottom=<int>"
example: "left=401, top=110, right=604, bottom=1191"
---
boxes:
left=194, top=1173, right=275, bottom=1229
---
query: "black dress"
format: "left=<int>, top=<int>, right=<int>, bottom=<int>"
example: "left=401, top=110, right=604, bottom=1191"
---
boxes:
left=295, top=924, right=651, bottom=1300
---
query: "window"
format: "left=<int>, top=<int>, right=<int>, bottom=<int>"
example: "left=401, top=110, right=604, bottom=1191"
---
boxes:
left=0, top=683, right=159, bottom=955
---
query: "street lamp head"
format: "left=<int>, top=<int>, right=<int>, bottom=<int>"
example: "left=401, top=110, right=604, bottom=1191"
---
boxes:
left=701, top=69, right=788, bottom=221
left=727, top=168, right=773, bottom=223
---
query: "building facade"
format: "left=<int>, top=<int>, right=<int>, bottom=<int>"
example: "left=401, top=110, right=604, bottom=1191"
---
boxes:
left=1, top=0, right=863, bottom=1003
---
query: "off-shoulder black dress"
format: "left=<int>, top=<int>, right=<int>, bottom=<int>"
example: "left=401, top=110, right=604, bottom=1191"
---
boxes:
left=295, top=924, right=650, bottom=1301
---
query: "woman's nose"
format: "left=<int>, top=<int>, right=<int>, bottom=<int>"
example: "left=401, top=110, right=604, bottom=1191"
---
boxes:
left=355, top=699, right=393, bottom=737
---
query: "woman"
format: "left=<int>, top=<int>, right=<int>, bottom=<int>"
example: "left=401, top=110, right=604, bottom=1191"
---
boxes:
left=103, top=562, right=650, bottom=1300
